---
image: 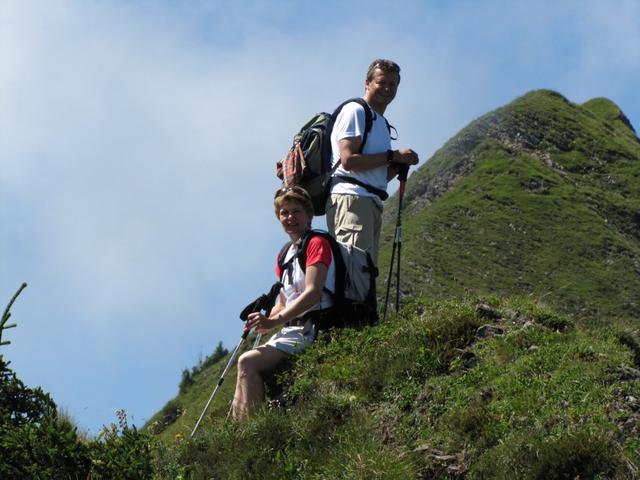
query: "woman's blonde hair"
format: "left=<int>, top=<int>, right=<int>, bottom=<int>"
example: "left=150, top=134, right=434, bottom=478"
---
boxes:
left=274, top=186, right=314, bottom=219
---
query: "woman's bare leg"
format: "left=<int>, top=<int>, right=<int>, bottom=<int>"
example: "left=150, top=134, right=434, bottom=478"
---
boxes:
left=232, top=345, right=287, bottom=422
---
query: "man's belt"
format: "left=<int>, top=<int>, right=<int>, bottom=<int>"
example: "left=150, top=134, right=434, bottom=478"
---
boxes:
left=333, top=176, right=389, bottom=201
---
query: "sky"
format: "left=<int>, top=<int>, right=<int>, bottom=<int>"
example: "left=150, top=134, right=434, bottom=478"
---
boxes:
left=1, top=0, right=639, bottom=435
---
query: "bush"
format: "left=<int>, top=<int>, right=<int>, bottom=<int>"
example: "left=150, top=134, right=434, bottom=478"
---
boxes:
left=531, top=431, right=620, bottom=479
left=200, top=341, right=229, bottom=371
left=179, top=368, right=194, bottom=394
left=470, top=430, right=622, bottom=479
left=0, top=357, right=56, bottom=427
left=1, top=356, right=157, bottom=479
left=1, top=287, right=159, bottom=478
left=0, top=357, right=91, bottom=478
left=89, top=410, right=156, bottom=480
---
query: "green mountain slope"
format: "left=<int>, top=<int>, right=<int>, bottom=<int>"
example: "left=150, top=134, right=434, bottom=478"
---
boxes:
left=149, top=298, right=640, bottom=478
left=144, top=91, right=640, bottom=478
left=381, top=89, right=640, bottom=323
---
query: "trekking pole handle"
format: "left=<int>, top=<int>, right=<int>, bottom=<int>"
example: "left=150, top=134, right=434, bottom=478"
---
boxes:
left=238, top=282, right=282, bottom=322
left=391, top=163, right=410, bottom=182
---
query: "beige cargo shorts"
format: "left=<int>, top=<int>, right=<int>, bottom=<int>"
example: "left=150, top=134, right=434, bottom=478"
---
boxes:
left=325, top=193, right=382, bottom=265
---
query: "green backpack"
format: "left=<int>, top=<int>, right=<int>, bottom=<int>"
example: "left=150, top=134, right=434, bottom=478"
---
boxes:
left=276, top=98, right=375, bottom=216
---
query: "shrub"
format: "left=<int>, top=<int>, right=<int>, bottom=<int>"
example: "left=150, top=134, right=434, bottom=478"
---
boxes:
left=89, top=410, right=156, bottom=480
left=200, top=341, right=229, bottom=371
left=148, top=399, right=183, bottom=435
left=470, top=430, right=622, bottom=479
left=0, top=357, right=91, bottom=478
left=531, top=431, right=620, bottom=479
left=179, top=368, right=194, bottom=394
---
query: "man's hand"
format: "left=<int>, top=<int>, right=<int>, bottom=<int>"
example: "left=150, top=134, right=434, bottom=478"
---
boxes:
left=392, top=148, right=419, bottom=166
left=387, top=148, right=418, bottom=181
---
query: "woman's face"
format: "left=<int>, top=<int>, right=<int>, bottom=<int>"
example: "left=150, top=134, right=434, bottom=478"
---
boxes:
left=278, top=199, right=311, bottom=239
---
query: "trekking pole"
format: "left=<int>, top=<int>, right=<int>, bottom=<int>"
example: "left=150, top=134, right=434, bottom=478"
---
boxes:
left=383, top=164, right=409, bottom=321
left=190, top=282, right=281, bottom=438
left=190, top=331, right=248, bottom=438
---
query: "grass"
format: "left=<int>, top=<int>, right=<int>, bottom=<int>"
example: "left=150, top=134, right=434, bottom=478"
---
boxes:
left=147, top=297, right=639, bottom=479
left=380, top=90, right=640, bottom=325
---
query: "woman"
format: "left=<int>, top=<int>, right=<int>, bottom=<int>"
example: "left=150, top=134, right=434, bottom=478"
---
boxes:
left=231, top=186, right=335, bottom=421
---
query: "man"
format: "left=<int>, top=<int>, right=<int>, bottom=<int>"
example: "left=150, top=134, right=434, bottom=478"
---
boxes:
left=326, top=59, right=419, bottom=265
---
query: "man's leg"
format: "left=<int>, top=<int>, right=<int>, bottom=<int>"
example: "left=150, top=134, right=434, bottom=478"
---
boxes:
left=232, top=345, right=287, bottom=422
left=326, top=194, right=339, bottom=239
left=327, top=194, right=382, bottom=264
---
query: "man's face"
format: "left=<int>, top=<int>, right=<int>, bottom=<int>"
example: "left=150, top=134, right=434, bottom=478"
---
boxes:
left=364, top=68, right=400, bottom=110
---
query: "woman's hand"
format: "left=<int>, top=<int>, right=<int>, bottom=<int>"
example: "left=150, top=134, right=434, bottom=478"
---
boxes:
left=245, top=311, right=282, bottom=334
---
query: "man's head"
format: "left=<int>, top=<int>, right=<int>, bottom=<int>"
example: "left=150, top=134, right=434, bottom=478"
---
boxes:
left=364, top=59, right=401, bottom=114
left=366, top=59, right=401, bottom=83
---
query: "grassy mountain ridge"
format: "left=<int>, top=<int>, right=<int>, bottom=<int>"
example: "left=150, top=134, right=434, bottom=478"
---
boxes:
left=143, top=90, right=640, bottom=478
left=380, top=89, right=640, bottom=323
left=148, top=298, right=639, bottom=478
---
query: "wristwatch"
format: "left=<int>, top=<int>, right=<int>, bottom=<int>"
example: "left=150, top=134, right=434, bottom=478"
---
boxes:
left=386, top=149, right=394, bottom=164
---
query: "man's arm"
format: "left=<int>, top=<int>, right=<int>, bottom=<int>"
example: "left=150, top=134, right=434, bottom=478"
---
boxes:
left=338, top=136, right=387, bottom=171
left=338, top=137, right=419, bottom=175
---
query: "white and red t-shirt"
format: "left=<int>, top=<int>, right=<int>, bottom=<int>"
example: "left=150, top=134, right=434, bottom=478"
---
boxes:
left=275, top=236, right=335, bottom=312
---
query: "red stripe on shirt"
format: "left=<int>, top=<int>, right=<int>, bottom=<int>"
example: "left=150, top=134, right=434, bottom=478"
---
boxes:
left=274, top=236, right=332, bottom=278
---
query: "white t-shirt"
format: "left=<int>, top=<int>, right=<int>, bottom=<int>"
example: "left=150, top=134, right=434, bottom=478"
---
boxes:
left=330, top=101, right=392, bottom=199
left=276, top=236, right=335, bottom=312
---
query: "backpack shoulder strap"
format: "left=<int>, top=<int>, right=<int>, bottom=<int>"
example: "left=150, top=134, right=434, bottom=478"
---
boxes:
left=277, top=241, right=293, bottom=282
left=291, top=231, right=341, bottom=298
left=280, top=231, right=321, bottom=279
left=331, top=98, right=374, bottom=153
left=296, top=230, right=346, bottom=304
left=385, top=118, right=398, bottom=140
left=295, top=230, right=323, bottom=273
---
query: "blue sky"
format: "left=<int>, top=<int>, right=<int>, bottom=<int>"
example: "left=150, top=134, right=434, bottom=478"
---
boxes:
left=1, top=0, right=638, bottom=435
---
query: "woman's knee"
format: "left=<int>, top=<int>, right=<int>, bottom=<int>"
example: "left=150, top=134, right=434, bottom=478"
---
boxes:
left=238, top=346, right=285, bottom=376
left=237, top=351, right=259, bottom=376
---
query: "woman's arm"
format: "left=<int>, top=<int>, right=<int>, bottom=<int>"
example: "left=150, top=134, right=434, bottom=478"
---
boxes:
left=247, top=264, right=328, bottom=334
left=278, top=263, right=327, bottom=321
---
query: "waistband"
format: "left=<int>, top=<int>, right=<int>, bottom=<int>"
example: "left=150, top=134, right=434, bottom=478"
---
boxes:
left=286, top=308, right=334, bottom=327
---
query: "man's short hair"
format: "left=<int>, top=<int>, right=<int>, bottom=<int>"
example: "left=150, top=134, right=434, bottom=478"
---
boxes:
left=366, top=59, right=401, bottom=83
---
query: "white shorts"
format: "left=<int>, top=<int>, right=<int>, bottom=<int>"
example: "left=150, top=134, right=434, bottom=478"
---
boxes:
left=265, top=321, right=317, bottom=355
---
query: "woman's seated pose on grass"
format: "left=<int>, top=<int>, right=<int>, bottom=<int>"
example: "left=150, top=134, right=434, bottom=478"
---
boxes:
left=232, top=186, right=335, bottom=421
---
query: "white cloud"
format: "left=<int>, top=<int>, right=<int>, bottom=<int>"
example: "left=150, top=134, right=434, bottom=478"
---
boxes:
left=2, top=1, right=292, bottom=316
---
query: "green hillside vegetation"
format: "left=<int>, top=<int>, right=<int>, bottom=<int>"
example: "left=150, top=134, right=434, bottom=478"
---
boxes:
left=142, top=90, right=640, bottom=478
left=382, top=90, right=640, bottom=324
left=149, top=298, right=639, bottom=479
